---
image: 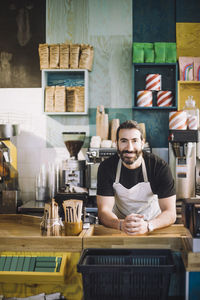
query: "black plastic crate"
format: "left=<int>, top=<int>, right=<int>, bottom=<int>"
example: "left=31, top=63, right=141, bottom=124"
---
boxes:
left=77, top=248, right=175, bottom=300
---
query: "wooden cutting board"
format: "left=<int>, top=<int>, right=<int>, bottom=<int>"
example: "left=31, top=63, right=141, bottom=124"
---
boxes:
left=110, top=119, right=120, bottom=142
left=96, top=105, right=109, bottom=140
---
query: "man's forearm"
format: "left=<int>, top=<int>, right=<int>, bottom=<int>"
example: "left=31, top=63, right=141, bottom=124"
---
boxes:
left=98, top=209, right=121, bottom=230
left=148, top=209, right=176, bottom=231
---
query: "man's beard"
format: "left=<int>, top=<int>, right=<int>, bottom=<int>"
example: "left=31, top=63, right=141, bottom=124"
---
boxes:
left=117, top=149, right=143, bottom=165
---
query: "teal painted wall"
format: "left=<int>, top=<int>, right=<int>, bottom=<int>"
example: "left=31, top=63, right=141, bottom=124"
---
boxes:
left=133, top=0, right=176, bottom=42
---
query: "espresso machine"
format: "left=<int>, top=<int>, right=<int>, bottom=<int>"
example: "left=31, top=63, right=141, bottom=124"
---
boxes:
left=61, top=132, right=86, bottom=192
left=86, top=147, right=117, bottom=196
left=168, top=130, right=198, bottom=200
left=0, top=124, right=19, bottom=214
left=168, top=129, right=200, bottom=237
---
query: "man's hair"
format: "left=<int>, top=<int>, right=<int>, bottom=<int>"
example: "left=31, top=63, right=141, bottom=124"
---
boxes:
left=116, top=120, right=144, bottom=141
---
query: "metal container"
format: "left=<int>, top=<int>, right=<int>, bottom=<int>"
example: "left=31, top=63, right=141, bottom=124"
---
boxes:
left=62, top=159, right=86, bottom=189
left=0, top=124, right=20, bottom=139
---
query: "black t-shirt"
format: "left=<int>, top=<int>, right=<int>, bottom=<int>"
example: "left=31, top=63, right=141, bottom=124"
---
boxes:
left=97, top=151, right=175, bottom=199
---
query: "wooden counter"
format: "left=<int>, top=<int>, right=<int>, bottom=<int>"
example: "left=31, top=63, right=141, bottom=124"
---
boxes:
left=1, top=215, right=191, bottom=252
left=83, top=224, right=191, bottom=251
left=2, top=214, right=200, bottom=272
left=0, top=214, right=86, bottom=252
left=181, top=237, right=200, bottom=271
left=1, top=215, right=200, bottom=299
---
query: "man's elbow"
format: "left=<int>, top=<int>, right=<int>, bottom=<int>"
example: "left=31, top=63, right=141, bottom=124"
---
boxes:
left=170, top=210, right=177, bottom=225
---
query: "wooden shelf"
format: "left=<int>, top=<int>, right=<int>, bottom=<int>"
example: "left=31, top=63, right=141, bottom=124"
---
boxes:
left=178, top=80, right=200, bottom=110
left=133, top=106, right=177, bottom=110
left=42, top=69, right=89, bottom=115
left=132, top=63, right=178, bottom=109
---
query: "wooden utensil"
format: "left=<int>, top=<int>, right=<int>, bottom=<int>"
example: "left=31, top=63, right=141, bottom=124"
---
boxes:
left=63, top=199, right=83, bottom=223
left=110, top=119, right=120, bottom=142
left=96, top=105, right=109, bottom=140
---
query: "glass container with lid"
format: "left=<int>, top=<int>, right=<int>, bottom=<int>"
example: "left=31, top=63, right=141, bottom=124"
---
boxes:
left=183, top=96, right=199, bottom=128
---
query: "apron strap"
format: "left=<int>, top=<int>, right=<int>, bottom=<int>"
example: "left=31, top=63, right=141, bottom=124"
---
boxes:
left=115, top=157, right=148, bottom=183
left=141, top=157, right=148, bottom=182
left=115, top=159, right=121, bottom=183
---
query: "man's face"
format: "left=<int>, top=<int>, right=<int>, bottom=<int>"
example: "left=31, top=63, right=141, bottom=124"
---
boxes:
left=117, top=128, right=144, bottom=167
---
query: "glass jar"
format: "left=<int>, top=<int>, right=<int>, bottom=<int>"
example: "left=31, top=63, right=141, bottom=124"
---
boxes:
left=183, top=96, right=199, bottom=129
left=40, top=217, right=64, bottom=236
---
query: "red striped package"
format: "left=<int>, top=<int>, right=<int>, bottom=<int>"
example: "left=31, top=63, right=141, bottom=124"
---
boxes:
left=187, top=115, right=198, bottom=130
left=157, top=91, right=173, bottom=107
left=169, top=111, right=187, bottom=130
left=136, top=90, right=152, bottom=107
left=145, top=74, right=161, bottom=91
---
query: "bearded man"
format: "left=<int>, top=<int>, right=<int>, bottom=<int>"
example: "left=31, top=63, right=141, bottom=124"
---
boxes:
left=97, top=120, right=176, bottom=235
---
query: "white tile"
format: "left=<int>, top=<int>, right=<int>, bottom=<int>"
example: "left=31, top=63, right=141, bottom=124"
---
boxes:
left=18, top=163, right=40, bottom=178
left=19, top=178, right=35, bottom=193
left=18, top=148, right=44, bottom=164
left=17, top=133, right=46, bottom=149
left=21, top=192, right=36, bottom=203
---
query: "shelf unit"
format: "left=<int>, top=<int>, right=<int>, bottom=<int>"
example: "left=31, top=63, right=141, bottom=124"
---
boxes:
left=132, top=63, right=178, bottom=110
left=178, top=81, right=200, bottom=111
left=42, top=69, right=89, bottom=115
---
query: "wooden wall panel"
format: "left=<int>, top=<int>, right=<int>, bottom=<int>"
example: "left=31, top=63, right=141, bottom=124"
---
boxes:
left=176, top=23, right=200, bottom=58
left=46, top=0, right=132, bottom=145
left=46, top=0, right=132, bottom=109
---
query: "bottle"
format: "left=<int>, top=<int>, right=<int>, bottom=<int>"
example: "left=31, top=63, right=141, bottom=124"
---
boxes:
left=183, top=96, right=199, bottom=129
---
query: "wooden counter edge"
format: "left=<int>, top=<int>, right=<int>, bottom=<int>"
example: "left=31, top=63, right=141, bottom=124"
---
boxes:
left=181, top=237, right=200, bottom=271
left=0, top=236, right=83, bottom=252
left=0, top=214, right=42, bottom=225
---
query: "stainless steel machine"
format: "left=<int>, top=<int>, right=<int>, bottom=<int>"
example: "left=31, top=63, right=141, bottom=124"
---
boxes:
left=86, top=147, right=117, bottom=196
left=61, top=132, right=86, bottom=192
left=169, top=130, right=198, bottom=200
left=0, top=124, right=19, bottom=213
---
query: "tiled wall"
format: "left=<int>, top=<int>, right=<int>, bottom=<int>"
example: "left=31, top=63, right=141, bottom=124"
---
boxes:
left=0, top=88, right=70, bottom=202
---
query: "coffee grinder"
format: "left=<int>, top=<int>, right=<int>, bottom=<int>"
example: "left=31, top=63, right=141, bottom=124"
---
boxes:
left=169, top=129, right=198, bottom=200
left=61, top=132, right=86, bottom=192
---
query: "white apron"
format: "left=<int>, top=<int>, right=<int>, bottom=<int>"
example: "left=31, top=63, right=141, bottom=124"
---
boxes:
left=112, top=158, right=161, bottom=221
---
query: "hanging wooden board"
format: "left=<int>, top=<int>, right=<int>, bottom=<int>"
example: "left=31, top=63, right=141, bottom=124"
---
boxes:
left=176, top=23, right=200, bottom=58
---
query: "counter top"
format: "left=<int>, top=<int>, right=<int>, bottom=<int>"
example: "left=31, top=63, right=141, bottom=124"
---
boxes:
left=1, top=214, right=200, bottom=271
left=0, top=214, right=85, bottom=252
left=0, top=215, right=190, bottom=252
left=83, top=224, right=190, bottom=251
